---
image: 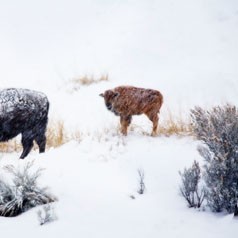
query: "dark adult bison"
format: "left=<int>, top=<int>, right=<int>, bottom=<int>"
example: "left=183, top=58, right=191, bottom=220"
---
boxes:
left=100, top=86, right=163, bottom=136
left=0, top=88, right=49, bottom=159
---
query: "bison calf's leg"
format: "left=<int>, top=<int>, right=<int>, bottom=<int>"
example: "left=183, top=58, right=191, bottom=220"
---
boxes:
left=120, top=115, right=132, bottom=136
left=146, top=112, right=159, bottom=137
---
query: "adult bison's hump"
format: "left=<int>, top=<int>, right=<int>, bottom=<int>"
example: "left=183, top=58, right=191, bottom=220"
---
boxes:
left=0, top=88, right=49, bottom=115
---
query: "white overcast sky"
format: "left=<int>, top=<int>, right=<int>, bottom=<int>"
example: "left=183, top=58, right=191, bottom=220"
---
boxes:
left=0, top=0, right=238, bottom=90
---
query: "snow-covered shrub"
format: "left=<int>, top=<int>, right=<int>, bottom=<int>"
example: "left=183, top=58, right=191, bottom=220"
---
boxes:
left=137, top=169, right=145, bottom=195
left=37, top=204, right=57, bottom=225
left=179, top=161, right=205, bottom=208
left=191, top=104, right=238, bottom=213
left=0, top=162, right=56, bottom=217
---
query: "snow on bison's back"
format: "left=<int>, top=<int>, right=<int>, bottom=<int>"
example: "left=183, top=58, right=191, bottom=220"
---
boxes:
left=0, top=88, right=49, bottom=159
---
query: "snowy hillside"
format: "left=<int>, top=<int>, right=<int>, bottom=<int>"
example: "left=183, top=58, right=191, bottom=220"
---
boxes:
left=0, top=136, right=237, bottom=238
left=0, top=0, right=238, bottom=237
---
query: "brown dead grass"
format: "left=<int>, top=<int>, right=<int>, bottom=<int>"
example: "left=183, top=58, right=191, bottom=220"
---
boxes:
left=65, top=74, right=109, bottom=93
left=46, top=120, right=67, bottom=148
left=46, top=119, right=82, bottom=148
left=0, top=120, right=82, bottom=154
left=129, top=110, right=192, bottom=137
left=0, top=140, right=21, bottom=153
left=158, top=111, right=193, bottom=136
left=0, top=111, right=193, bottom=154
left=72, top=74, right=108, bottom=86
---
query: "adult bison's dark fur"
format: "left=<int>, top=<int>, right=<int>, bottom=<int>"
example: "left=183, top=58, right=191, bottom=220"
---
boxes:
left=100, top=86, right=163, bottom=136
left=0, top=88, right=49, bottom=159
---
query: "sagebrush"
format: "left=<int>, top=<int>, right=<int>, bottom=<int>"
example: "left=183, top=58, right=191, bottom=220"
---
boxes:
left=37, top=204, right=57, bottom=225
left=179, top=161, right=205, bottom=208
left=137, top=169, right=146, bottom=195
left=190, top=104, right=238, bottom=213
left=0, top=162, right=56, bottom=217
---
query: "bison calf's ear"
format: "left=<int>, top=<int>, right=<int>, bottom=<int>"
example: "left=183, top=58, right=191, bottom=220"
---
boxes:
left=113, top=92, right=120, bottom=98
left=99, top=93, right=104, bottom=97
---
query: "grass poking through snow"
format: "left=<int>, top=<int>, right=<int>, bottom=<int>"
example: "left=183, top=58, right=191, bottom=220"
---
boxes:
left=0, top=108, right=192, bottom=154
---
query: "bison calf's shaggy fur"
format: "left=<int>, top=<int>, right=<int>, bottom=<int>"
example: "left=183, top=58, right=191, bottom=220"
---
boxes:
left=0, top=88, right=49, bottom=159
left=100, top=86, right=163, bottom=136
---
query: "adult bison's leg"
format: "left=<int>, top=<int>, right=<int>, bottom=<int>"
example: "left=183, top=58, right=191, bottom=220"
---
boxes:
left=20, top=131, right=34, bottom=159
left=34, top=122, right=47, bottom=153
left=35, top=134, right=46, bottom=153
left=120, top=115, right=132, bottom=136
left=146, top=112, right=159, bottom=136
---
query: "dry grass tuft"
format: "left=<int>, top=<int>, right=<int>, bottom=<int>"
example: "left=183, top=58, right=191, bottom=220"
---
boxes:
left=0, top=119, right=83, bottom=154
left=75, top=74, right=109, bottom=86
left=129, top=110, right=193, bottom=137
left=0, top=140, right=21, bottom=153
left=46, top=119, right=67, bottom=148
left=46, top=119, right=83, bottom=148
left=69, top=74, right=109, bottom=91
left=65, top=74, right=109, bottom=93
left=159, top=111, right=193, bottom=136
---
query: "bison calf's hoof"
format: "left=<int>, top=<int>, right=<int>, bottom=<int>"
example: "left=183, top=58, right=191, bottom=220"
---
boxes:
left=151, top=131, right=158, bottom=137
left=100, top=86, right=163, bottom=136
left=0, top=88, right=49, bottom=159
left=120, top=128, right=128, bottom=136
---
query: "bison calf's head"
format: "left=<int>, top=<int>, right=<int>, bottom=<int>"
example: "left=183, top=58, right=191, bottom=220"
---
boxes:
left=0, top=88, right=49, bottom=159
left=100, top=90, right=119, bottom=113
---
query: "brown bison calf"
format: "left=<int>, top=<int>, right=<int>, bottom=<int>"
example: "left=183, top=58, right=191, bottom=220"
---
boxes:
left=100, top=86, right=163, bottom=136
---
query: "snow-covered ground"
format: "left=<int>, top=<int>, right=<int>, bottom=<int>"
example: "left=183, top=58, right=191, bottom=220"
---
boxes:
left=0, top=136, right=237, bottom=238
left=0, top=0, right=238, bottom=237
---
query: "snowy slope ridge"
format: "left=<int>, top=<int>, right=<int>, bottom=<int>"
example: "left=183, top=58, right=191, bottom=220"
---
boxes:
left=0, top=0, right=238, bottom=237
